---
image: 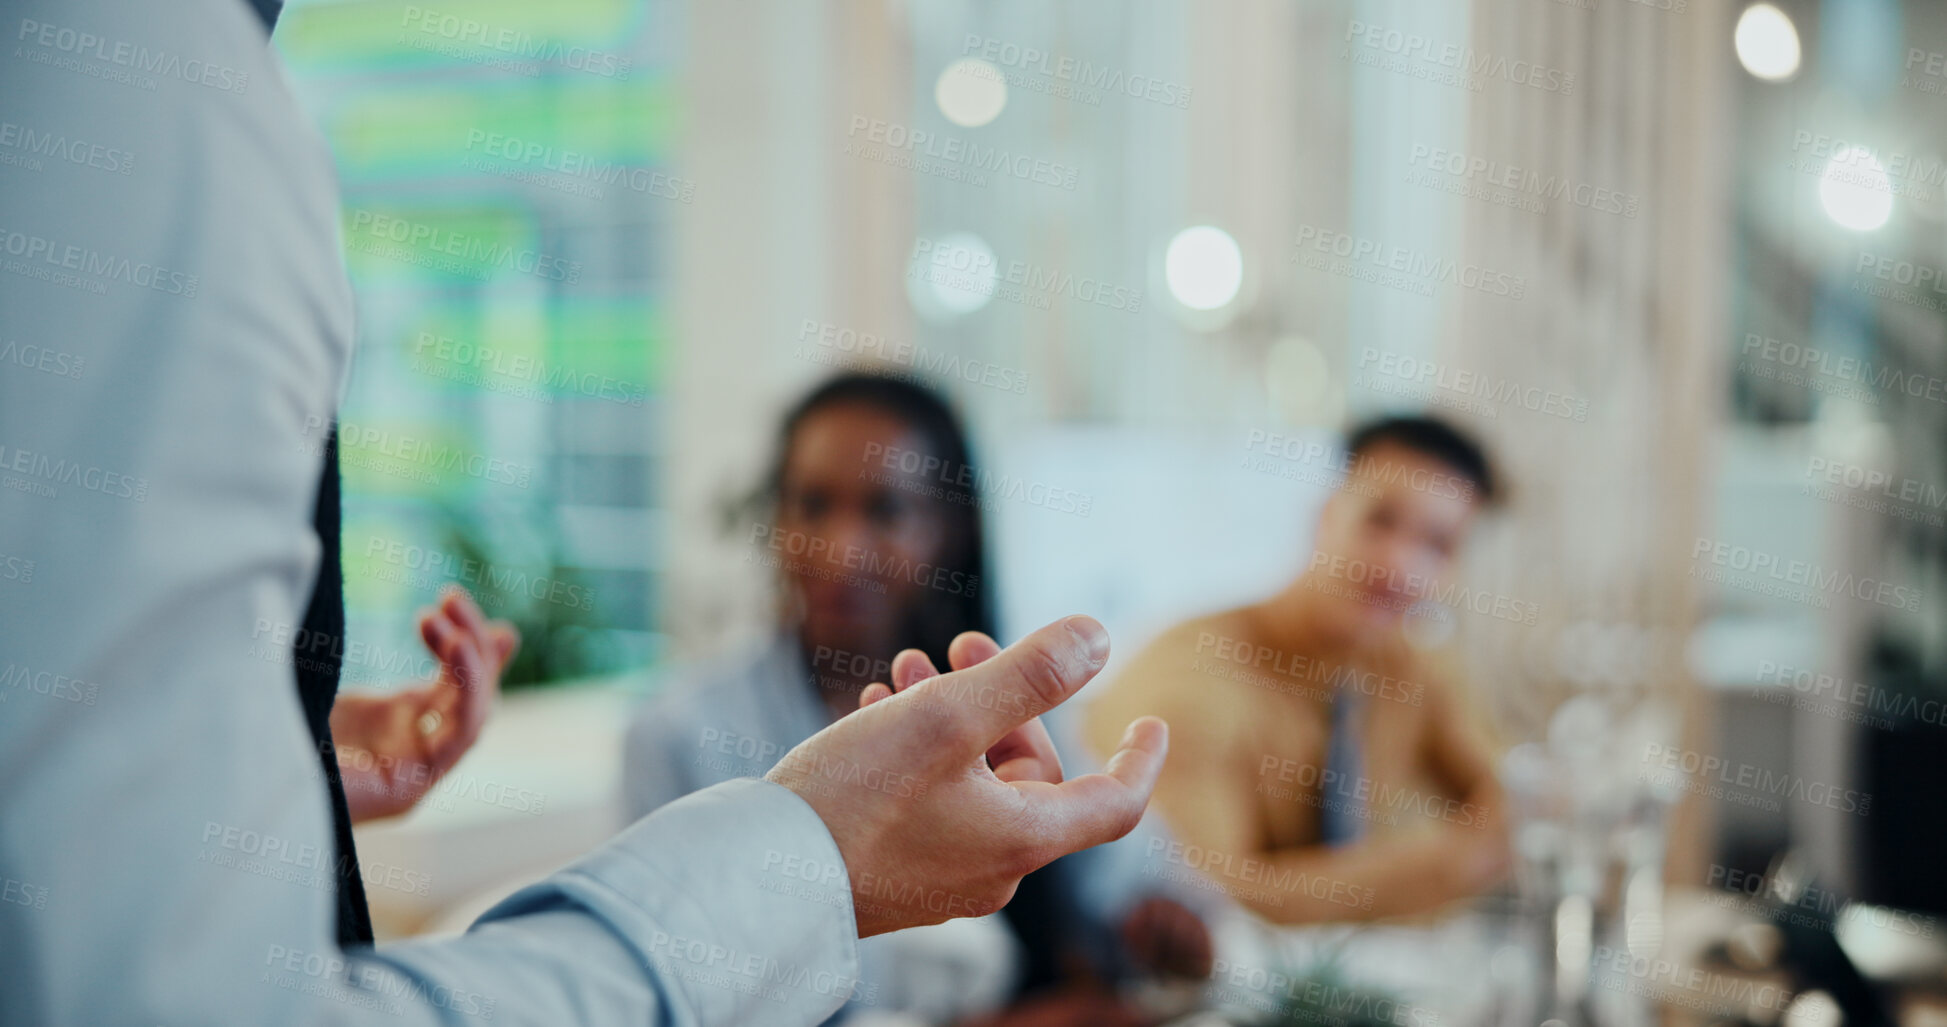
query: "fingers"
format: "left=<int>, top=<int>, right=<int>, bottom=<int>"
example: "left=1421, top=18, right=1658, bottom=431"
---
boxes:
left=943, top=632, right=1067, bottom=779
left=440, top=585, right=487, bottom=637
left=890, top=649, right=939, bottom=692
left=440, top=585, right=519, bottom=673
left=488, top=622, right=520, bottom=667
left=419, top=612, right=493, bottom=768
left=446, top=587, right=520, bottom=670
left=417, top=587, right=507, bottom=746
left=901, top=615, right=1111, bottom=764
left=867, top=637, right=1063, bottom=781
left=859, top=648, right=936, bottom=710
left=987, top=717, right=1063, bottom=784
left=1023, top=716, right=1167, bottom=856
left=928, top=632, right=1061, bottom=780
left=946, top=630, right=1001, bottom=671
left=857, top=648, right=939, bottom=712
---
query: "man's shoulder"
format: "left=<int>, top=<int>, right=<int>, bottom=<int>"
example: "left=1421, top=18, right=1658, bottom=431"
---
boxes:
left=1396, top=643, right=1472, bottom=709
left=1082, top=608, right=1257, bottom=758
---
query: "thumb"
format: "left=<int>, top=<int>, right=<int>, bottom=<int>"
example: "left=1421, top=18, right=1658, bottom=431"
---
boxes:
left=1024, top=715, right=1168, bottom=858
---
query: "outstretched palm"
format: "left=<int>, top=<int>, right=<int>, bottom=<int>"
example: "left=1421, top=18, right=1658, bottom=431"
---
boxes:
left=328, top=587, right=519, bottom=823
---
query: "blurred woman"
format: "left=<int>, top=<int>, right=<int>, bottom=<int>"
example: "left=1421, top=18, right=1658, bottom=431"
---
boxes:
left=624, top=373, right=1140, bottom=1026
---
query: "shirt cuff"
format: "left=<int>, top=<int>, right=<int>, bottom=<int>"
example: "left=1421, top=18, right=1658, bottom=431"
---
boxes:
left=489, top=777, right=863, bottom=1024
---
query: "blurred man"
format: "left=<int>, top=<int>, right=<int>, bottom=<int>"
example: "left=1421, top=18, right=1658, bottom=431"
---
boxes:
left=1086, top=416, right=1510, bottom=927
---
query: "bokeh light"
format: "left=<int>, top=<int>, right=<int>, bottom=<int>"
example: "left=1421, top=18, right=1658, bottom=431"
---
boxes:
left=1819, top=145, right=1894, bottom=230
left=1735, top=3, right=1802, bottom=81
left=1164, top=225, right=1244, bottom=311
left=935, top=59, right=1008, bottom=128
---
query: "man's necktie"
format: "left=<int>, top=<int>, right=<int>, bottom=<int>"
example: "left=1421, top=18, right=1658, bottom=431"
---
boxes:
left=1318, top=688, right=1366, bottom=847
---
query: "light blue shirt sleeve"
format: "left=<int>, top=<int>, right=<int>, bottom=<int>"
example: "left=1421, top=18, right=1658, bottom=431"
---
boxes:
left=0, top=1, right=859, bottom=1024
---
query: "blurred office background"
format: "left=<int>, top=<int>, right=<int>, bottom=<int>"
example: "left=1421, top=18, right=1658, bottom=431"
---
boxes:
left=272, top=0, right=1947, bottom=1023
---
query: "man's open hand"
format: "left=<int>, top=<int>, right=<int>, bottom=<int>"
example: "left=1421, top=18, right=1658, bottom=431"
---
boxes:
left=329, top=586, right=519, bottom=823
left=765, top=615, right=1167, bottom=938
